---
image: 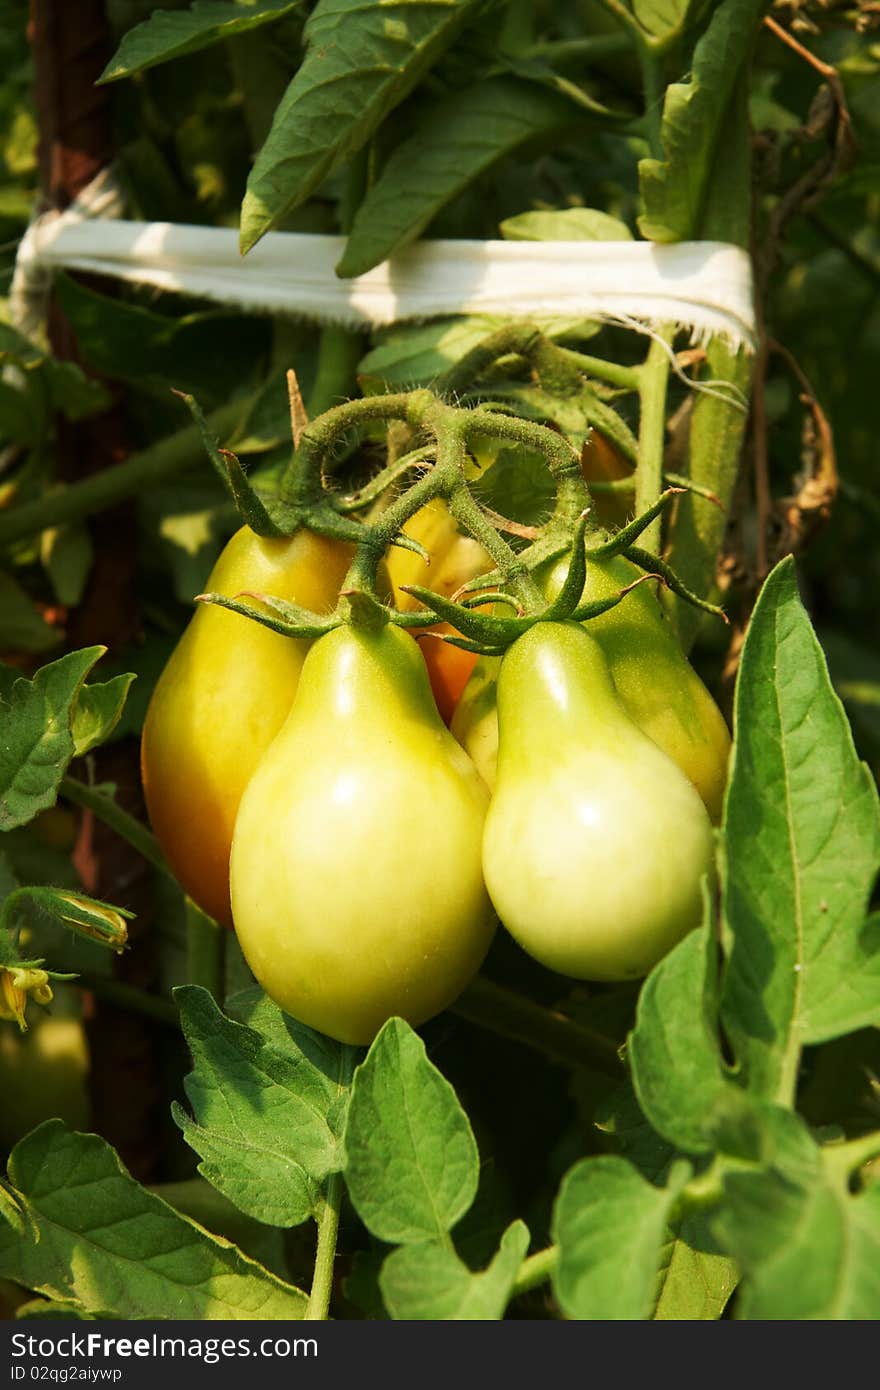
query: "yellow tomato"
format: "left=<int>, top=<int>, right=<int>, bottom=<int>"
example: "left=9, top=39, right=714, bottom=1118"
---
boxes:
left=141, top=526, right=353, bottom=924
left=230, top=622, right=495, bottom=1044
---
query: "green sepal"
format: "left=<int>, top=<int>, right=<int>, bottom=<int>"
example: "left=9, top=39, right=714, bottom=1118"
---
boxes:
left=622, top=546, right=729, bottom=622
left=175, top=390, right=284, bottom=538
left=299, top=503, right=374, bottom=548
left=195, top=591, right=341, bottom=639
left=387, top=533, right=430, bottom=560
left=586, top=488, right=684, bottom=559
left=385, top=608, right=444, bottom=630
left=539, top=513, right=591, bottom=622
left=459, top=592, right=522, bottom=613
left=399, top=585, right=532, bottom=646
left=433, top=634, right=507, bottom=657
left=571, top=590, right=645, bottom=624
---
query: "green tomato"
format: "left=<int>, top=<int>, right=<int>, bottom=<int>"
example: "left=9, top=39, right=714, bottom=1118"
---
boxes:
left=230, top=622, right=496, bottom=1045
left=482, top=622, right=715, bottom=981
left=453, top=550, right=730, bottom=821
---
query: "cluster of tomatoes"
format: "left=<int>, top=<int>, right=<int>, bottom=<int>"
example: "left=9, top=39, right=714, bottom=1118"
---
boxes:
left=141, top=485, right=729, bottom=1046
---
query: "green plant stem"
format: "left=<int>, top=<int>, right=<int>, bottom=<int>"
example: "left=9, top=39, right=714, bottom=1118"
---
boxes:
left=302, top=144, right=368, bottom=423
left=634, top=327, right=674, bottom=553
left=305, top=325, right=365, bottom=420
left=447, top=477, right=543, bottom=609
left=592, top=0, right=646, bottom=45
left=0, top=398, right=246, bottom=547
left=639, top=45, right=666, bottom=156
left=306, top=1171, right=344, bottom=1320
left=825, top=1131, right=880, bottom=1182
left=453, top=976, right=622, bottom=1077
left=186, top=903, right=226, bottom=1003
left=60, top=776, right=168, bottom=876
left=76, top=972, right=179, bottom=1028
left=511, top=1245, right=558, bottom=1298
left=527, top=34, right=634, bottom=64
left=557, top=347, right=640, bottom=391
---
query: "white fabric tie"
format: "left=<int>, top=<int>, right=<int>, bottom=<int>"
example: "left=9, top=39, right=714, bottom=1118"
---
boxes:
left=11, top=169, right=756, bottom=350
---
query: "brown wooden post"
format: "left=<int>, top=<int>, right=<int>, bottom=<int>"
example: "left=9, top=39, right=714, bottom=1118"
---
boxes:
left=29, top=0, right=166, bottom=1183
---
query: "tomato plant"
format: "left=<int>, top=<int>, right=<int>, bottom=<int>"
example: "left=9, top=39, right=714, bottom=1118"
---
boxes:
left=0, top=0, right=878, bottom=1334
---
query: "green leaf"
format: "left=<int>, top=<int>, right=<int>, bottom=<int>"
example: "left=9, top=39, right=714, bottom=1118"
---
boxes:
left=0, top=380, right=38, bottom=446
left=360, top=317, right=514, bottom=385
left=0, top=647, right=106, bottom=831
left=99, top=0, right=302, bottom=82
left=0, top=336, right=111, bottom=427
left=631, top=0, right=704, bottom=39
left=500, top=207, right=633, bottom=242
left=228, top=370, right=293, bottom=454
left=40, top=523, right=94, bottom=608
left=713, top=1107, right=880, bottom=1319
left=472, top=446, right=556, bottom=528
left=71, top=674, right=136, bottom=757
left=552, top=1157, right=691, bottom=1320
left=380, top=1220, right=529, bottom=1319
left=14, top=1299, right=90, bottom=1321
left=0, top=571, right=58, bottom=655
left=139, top=483, right=232, bottom=604
left=53, top=276, right=269, bottom=403
left=40, top=360, right=112, bottom=422
left=359, top=315, right=594, bottom=387
left=653, top=1212, right=738, bottom=1320
left=638, top=0, right=767, bottom=242
left=628, top=915, right=736, bottom=1155
left=0, top=1181, right=24, bottom=1235
left=173, top=985, right=344, bottom=1226
left=338, top=76, right=578, bottom=276
left=0, top=1122, right=308, bottom=1318
left=720, top=558, right=880, bottom=1102
left=343, top=1017, right=479, bottom=1244
left=240, top=0, right=486, bottom=251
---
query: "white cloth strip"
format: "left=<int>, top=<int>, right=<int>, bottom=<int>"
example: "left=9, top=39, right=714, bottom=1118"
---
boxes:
left=12, top=176, right=756, bottom=350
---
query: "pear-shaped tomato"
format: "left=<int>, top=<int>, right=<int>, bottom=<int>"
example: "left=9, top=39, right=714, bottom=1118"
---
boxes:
left=453, top=551, right=730, bottom=821
left=229, top=622, right=496, bottom=1044
left=386, top=498, right=491, bottom=722
left=482, top=622, right=715, bottom=981
left=141, top=526, right=353, bottom=925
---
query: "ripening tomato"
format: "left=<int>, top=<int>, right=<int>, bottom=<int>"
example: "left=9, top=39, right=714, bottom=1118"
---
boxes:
left=141, top=526, right=353, bottom=924
left=386, top=498, right=491, bottom=722
left=482, top=622, right=715, bottom=981
left=580, top=428, right=635, bottom=530
left=453, top=549, right=730, bottom=821
left=229, top=622, right=496, bottom=1044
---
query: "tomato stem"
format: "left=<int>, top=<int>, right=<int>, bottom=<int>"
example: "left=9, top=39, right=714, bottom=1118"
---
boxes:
left=76, top=973, right=179, bottom=1028
left=452, top=976, right=622, bottom=1077
left=510, top=1244, right=558, bottom=1300
left=635, top=325, right=675, bottom=554
left=0, top=397, right=247, bottom=547
left=305, top=325, right=364, bottom=421
left=306, top=1169, right=344, bottom=1320
left=306, top=1044, right=356, bottom=1321
left=185, top=901, right=226, bottom=1004
left=60, top=776, right=169, bottom=877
